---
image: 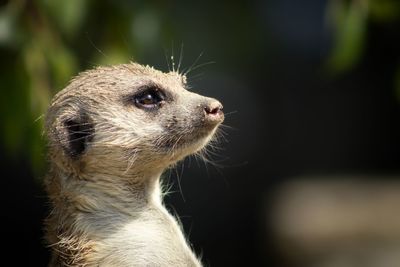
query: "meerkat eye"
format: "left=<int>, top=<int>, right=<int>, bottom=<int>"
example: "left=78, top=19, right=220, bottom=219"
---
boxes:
left=134, top=87, right=165, bottom=109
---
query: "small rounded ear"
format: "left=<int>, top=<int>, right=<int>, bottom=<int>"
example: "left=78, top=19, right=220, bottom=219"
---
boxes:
left=56, top=112, right=94, bottom=159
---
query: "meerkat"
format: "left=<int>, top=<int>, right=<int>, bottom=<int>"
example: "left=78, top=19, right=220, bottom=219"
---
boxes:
left=44, top=62, right=224, bottom=267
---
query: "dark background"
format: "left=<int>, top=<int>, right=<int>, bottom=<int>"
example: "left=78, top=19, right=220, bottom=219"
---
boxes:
left=1, top=0, right=400, bottom=266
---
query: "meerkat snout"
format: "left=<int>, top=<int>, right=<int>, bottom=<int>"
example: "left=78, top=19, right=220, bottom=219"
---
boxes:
left=203, top=99, right=224, bottom=122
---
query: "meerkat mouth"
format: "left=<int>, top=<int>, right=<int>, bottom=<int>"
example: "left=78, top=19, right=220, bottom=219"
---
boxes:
left=161, top=120, right=222, bottom=155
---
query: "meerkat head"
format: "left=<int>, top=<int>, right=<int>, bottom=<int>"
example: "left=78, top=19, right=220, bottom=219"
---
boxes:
left=45, top=63, right=224, bottom=177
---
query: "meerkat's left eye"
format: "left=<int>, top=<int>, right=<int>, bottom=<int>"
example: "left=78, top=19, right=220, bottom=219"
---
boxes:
left=134, top=88, right=165, bottom=109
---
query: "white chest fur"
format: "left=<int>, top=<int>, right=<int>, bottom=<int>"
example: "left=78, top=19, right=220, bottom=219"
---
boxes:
left=91, top=204, right=202, bottom=267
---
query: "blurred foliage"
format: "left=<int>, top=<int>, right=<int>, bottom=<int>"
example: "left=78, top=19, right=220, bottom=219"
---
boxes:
left=327, top=0, right=400, bottom=102
left=327, top=0, right=368, bottom=73
left=327, top=0, right=400, bottom=73
left=0, top=0, right=174, bottom=176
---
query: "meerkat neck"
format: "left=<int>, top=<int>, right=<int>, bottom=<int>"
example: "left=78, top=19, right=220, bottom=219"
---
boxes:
left=48, top=166, right=165, bottom=218
left=45, top=168, right=179, bottom=266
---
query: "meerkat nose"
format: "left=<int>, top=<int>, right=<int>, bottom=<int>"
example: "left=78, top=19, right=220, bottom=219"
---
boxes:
left=204, top=100, right=224, bottom=123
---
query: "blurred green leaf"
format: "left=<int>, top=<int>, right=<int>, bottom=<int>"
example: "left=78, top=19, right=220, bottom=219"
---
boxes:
left=369, top=0, right=400, bottom=22
left=0, top=0, right=23, bottom=47
left=47, top=45, right=78, bottom=91
left=327, top=0, right=368, bottom=73
left=39, top=0, right=90, bottom=38
left=0, top=7, right=15, bottom=45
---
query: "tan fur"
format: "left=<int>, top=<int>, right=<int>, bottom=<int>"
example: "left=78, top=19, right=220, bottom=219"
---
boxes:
left=44, top=62, right=224, bottom=266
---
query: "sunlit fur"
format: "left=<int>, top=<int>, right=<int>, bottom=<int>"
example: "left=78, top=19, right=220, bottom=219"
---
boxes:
left=44, top=62, right=224, bottom=266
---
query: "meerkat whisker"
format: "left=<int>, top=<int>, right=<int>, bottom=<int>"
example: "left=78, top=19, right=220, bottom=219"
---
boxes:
left=177, top=42, right=184, bottom=75
left=223, top=110, right=238, bottom=117
left=185, top=61, right=216, bottom=76
left=183, top=51, right=204, bottom=76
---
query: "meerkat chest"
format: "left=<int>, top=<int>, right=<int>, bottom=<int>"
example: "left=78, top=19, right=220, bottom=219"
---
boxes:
left=92, top=208, right=202, bottom=267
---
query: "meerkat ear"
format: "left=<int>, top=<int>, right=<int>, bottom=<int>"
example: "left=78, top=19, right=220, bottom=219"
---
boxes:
left=59, top=113, right=94, bottom=158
